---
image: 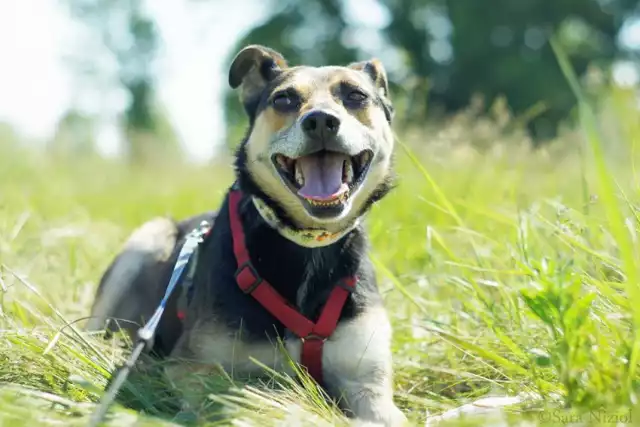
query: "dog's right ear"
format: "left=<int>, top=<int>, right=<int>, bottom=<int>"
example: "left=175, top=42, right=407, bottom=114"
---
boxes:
left=229, top=45, right=288, bottom=106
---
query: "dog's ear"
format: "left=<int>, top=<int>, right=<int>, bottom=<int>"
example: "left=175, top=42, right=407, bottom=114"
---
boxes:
left=349, top=58, right=393, bottom=121
left=229, top=45, right=288, bottom=105
left=348, top=59, right=390, bottom=100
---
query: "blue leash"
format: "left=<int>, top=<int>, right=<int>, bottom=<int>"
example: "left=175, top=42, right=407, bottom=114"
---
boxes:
left=87, top=220, right=211, bottom=427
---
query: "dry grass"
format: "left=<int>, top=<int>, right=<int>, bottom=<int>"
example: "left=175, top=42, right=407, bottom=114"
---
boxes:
left=1, top=76, right=640, bottom=426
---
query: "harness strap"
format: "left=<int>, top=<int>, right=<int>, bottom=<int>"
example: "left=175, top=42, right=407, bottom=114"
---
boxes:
left=300, top=277, right=356, bottom=382
left=228, top=190, right=356, bottom=385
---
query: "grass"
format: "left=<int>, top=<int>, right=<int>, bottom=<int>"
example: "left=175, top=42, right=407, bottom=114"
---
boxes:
left=2, top=78, right=640, bottom=426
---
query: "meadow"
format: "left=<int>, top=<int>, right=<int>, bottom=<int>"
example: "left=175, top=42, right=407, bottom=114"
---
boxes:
left=1, top=70, right=640, bottom=426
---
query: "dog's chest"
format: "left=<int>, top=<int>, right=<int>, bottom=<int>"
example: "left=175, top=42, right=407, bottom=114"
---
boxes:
left=185, top=319, right=303, bottom=376
left=184, top=262, right=342, bottom=376
left=200, top=250, right=341, bottom=341
left=179, top=225, right=362, bottom=375
left=206, top=277, right=337, bottom=341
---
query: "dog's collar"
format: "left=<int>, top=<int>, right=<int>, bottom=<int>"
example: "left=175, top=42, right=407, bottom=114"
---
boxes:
left=251, top=196, right=358, bottom=248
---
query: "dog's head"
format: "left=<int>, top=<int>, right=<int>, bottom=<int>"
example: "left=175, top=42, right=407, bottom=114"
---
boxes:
left=231, top=45, right=395, bottom=235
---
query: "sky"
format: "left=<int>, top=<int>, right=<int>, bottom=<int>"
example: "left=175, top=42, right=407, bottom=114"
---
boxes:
left=0, top=1, right=639, bottom=162
left=0, top=0, right=267, bottom=162
left=0, top=0, right=389, bottom=162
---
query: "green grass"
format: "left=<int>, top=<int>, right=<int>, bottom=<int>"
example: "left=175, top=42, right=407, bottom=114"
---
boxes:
left=2, top=79, right=640, bottom=426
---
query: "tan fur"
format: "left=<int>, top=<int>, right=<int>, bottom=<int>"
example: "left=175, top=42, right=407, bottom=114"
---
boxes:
left=169, top=317, right=300, bottom=374
left=165, top=318, right=302, bottom=411
left=244, top=65, right=394, bottom=232
left=323, top=305, right=406, bottom=426
left=166, top=306, right=406, bottom=426
left=86, top=218, right=177, bottom=332
left=245, top=110, right=311, bottom=230
left=326, top=69, right=382, bottom=128
left=348, top=59, right=390, bottom=98
left=123, top=218, right=178, bottom=260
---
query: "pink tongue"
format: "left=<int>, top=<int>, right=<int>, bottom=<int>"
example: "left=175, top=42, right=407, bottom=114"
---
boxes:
left=297, top=152, right=348, bottom=200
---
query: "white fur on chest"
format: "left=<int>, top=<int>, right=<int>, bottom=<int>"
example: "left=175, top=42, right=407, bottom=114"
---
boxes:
left=323, top=305, right=393, bottom=385
left=184, top=305, right=390, bottom=382
left=184, top=321, right=301, bottom=376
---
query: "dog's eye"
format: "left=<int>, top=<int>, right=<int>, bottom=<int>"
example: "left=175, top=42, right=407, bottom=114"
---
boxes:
left=347, top=91, right=368, bottom=102
left=272, top=93, right=299, bottom=111
left=343, top=90, right=369, bottom=108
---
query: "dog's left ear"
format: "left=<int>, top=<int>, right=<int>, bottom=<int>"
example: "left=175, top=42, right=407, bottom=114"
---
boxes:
left=349, top=59, right=390, bottom=100
left=229, top=45, right=288, bottom=106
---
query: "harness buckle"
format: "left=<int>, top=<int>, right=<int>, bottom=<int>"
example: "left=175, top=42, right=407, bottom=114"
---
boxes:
left=301, top=333, right=327, bottom=343
left=235, top=261, right=263, bottom=294
left=337, top=276, right=357, bottom=292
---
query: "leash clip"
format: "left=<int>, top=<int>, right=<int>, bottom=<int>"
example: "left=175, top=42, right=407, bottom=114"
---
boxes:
left=301, top=334, right=327, bottom=343
left=185, top=220, right=211, bottom=246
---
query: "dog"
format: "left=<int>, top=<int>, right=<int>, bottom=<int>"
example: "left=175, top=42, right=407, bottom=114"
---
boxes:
left=86, top=45, right=406, bottom=426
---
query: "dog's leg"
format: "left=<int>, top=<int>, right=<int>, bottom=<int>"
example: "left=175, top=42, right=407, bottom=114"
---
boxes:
left=165, top=320, right=297, bottom=413
left=163, top=328, right=219, bottom=414
left=322, top=306, right=407, bottom=427
left=86, top=217, right=178, bottom=336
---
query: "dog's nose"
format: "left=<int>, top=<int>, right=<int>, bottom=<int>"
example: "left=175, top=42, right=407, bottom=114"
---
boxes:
left=301, top=110, right=341, bottom=140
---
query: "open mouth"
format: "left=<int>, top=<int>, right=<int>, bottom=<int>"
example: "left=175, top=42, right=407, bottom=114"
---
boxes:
left=272, top=149, right=373, bottom=215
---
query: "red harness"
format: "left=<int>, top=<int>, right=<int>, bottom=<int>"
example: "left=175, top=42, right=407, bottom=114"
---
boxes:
left=227, top=189, right=356, bottom=384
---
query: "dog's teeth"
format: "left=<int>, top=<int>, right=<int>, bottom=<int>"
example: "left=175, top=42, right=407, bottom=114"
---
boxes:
left=276, top=155, right=288, bottom=169
left=294, top=162, right=304, bottom=186
left=362, top=151, right=371, bottom=165
left=344, top=160, right=354, bottom=183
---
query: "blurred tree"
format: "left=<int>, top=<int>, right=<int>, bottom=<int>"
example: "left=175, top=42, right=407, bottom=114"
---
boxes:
left=64, top=0, right=180, bottom=162
left=0, top=122, right=20, bottom=148
left=49, top=110, right=96, bottom=157
left=381, top=0, right=634, bottom=139
left=127, top=106, right=184, bottom=162
left=223, top=0, right=638, bottom=142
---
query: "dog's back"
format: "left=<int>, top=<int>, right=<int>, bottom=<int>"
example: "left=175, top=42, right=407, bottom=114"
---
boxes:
left=86, top=212, right=216, bottom=356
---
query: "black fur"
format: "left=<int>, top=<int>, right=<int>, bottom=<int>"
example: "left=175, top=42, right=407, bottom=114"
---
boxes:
left=380, top=96, right=394, bottom=123
left=241, top=70, right=293, bottom=125
left=357, top=173, right=396, bottom=218
left=97, top=59, right=395, bottom=361
left=228, top=46, right=286, bottom=90
left=150, top=188, right=382, bottom=356
left=145, top=125, right=390, bottom=355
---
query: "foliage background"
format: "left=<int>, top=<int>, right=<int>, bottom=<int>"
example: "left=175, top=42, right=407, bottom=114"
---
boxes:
left=1, top=0, right=640, bottom=426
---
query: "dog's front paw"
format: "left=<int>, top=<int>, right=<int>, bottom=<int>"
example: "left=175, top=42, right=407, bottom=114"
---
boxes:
left=380, top=404, right=408, bottom=427
left=173, top=405, right=199, bottom=424
left=350, top=403, right=408, bottom=427
left=392, top=405, right=409, bottom=426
